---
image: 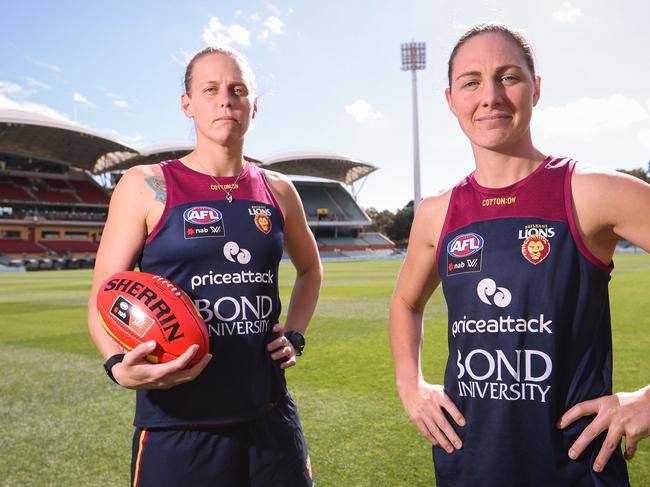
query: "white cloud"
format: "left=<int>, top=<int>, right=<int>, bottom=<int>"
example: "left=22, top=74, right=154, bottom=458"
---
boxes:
left=260, top=15, right=285, bottom=42
left=0, top=81, right=23, bottom=95
left=534, top=94, right=649, bottom=137
left=345, top=99, right=383, bottom=122
left=202, top=16, right=251, bottom=47
left=181, top=49, right=193, bottom=62
left=24, top=77, right=50, bottom=91
left=73, top=92, right=96, bottom=108
left=25, top=56, right=61, bottom=73
left=553, top=1, right=582, bottom=23
left=229, top=24, right=251, bottom=45
left=0, top=93, right=72, bottom=122
left=105, top=91, right=131, bottom=108
left=112, top=99, right=131, bottom=109
left=171, top=48, right=193, bottom=66
left=250, top=12, right=262, bottom=22
left=264, top=16, right=284, bottom=34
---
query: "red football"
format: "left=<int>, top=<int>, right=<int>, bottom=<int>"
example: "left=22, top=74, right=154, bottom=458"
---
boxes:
left=97, top=271, right=209, bottom=366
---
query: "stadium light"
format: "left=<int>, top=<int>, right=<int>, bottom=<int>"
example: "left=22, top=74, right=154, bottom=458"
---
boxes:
left=401, top=41, right=426, bottom=213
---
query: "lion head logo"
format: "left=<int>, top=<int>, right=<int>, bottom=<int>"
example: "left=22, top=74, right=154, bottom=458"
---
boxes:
left=521, top=234, right=550, bottom=264
left=254, top=213, right=272, bottom=234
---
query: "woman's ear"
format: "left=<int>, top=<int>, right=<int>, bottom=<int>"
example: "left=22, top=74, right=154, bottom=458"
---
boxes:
left=181, top=93, right=193, bottom=118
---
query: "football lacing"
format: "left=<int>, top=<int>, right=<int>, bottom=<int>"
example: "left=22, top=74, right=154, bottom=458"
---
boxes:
left=153, top=275, right=182, bottom=297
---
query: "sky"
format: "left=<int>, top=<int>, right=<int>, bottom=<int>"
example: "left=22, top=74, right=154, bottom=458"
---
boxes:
left=2, top=0, right=650, bottom=211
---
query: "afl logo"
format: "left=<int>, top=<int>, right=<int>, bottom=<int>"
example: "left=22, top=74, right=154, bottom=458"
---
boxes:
left=183, top=207, right=223, bottom=225
left=447, top=233, right=484, bottom=257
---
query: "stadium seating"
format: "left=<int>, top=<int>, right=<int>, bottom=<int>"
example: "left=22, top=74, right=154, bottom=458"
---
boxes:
left=318, top=237, right=369, bottom=247
left=69, top=180, right=110, bottom=204
left=38, top=240, right=98, bottom=253
left=296, top=185, right=344, bottom=219
left=359, top=233, right=393, bottom=246
left=6, top=175, right=32, bottom=187
left=0, top=183, right=35, bottom=201
left=324, top=186, right=368, bottom=221
left=0, top=239, right=48, bottom=253
left=41, top=178, right=72, bottom=190
left=32, top=189, right=79, bottom=203
left=0, top=173, right=110, bottom=205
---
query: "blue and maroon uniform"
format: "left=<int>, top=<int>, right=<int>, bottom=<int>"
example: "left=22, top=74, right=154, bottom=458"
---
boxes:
left=434, top=157, right=629, bottom=486
left=131, top=159, right=312, bottom=486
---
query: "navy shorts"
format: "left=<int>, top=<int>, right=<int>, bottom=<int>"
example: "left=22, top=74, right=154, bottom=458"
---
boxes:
left=131, top=398, right=313, bottom=487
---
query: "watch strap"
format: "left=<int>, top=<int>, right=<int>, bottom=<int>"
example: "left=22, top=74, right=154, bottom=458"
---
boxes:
left=103, top=353, right=125, bottom=384
left=285, top=330, right=305, bottom=356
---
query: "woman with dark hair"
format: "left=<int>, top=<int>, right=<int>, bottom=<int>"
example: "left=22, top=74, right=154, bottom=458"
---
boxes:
left=390, top=23, right=650, bottom=486
left=88, top=46, right=321, bottom=486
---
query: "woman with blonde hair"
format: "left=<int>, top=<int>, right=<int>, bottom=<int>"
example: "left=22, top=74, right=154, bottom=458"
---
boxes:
left=88, top=46, right=321, bottom=486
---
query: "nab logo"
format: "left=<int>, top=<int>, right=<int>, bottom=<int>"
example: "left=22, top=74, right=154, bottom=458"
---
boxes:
left=110, top=296, right=155, bottom=338
left=447, top=233, right=484, bottom=257
left=183, top=207, right=223, bottom=225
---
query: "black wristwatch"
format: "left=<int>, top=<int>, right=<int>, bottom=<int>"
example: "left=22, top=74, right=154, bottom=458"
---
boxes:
left=103, top=353, right=125, bottom=384
left=284, top=331, right=306, bottom=356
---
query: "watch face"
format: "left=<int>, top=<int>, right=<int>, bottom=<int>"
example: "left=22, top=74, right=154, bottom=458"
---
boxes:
left=287, top=331, right=305, bottom=350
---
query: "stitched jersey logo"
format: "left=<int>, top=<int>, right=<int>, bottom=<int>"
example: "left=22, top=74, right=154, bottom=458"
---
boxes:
left=447, top=232, right=484, bottom=276
left=223, top=241, right=251, bottom=264
left=183, top=206, right=225, bottom=239
left=521, top=234, right=550, bottom=265
left=476, top=278, right=512, bottom=307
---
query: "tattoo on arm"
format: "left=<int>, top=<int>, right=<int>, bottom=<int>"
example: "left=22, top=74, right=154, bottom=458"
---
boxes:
left=145, top=176, right=167, bottom=204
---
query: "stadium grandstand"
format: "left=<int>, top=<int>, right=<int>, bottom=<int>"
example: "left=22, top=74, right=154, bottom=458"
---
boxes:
left=0, top=109, right=395, bottom=271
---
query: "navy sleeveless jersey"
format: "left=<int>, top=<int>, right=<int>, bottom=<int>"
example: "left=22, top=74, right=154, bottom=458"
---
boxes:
left=136, top=159, right=287, bottom=427
left=434, top=157, right=629, bottom=486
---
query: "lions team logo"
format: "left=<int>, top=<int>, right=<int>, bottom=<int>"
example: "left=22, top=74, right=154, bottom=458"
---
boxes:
left=447, top=232, right=484, bottom=276
left=254, top=213, right=272, bottom=234
left=521, top=234, right=550, bottom=264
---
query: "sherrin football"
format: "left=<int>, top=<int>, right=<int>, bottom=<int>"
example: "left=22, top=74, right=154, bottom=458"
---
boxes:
left=97, top=271, right=209, bottom=366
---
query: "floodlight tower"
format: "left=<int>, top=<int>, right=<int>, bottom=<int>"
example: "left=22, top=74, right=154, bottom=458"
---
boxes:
left=401, top=41, right=426, bottom=212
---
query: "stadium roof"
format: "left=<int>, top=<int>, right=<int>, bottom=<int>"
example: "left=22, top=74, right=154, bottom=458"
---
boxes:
left=105, top=147, right=375, bottom=185
left=0, top=109, right=138, bottom=173
left=263, top=151, right=377, bottom=185
left=107, top=142, right=265, bottom=172
left=0, top=110, right=378, bottom=184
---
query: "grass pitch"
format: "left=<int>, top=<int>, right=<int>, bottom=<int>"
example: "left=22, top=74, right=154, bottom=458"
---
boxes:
left=1, top=255, right=649, bottom=486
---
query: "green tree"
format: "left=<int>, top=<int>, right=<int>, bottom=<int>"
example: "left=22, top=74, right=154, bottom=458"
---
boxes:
left=387, top=201, right=414, bottom=247
left=364, top=207, right=395, bottom=234
left=617, top=166, right=649, bottom=183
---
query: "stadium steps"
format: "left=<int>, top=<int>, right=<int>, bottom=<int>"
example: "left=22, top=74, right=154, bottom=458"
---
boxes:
left=0, top=239, right=49, bottom=253
left=38, top=240, right=99, bottom=253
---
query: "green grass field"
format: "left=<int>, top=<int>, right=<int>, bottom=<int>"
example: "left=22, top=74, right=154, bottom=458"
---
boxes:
left=1, top=255, right=649, bottom=486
